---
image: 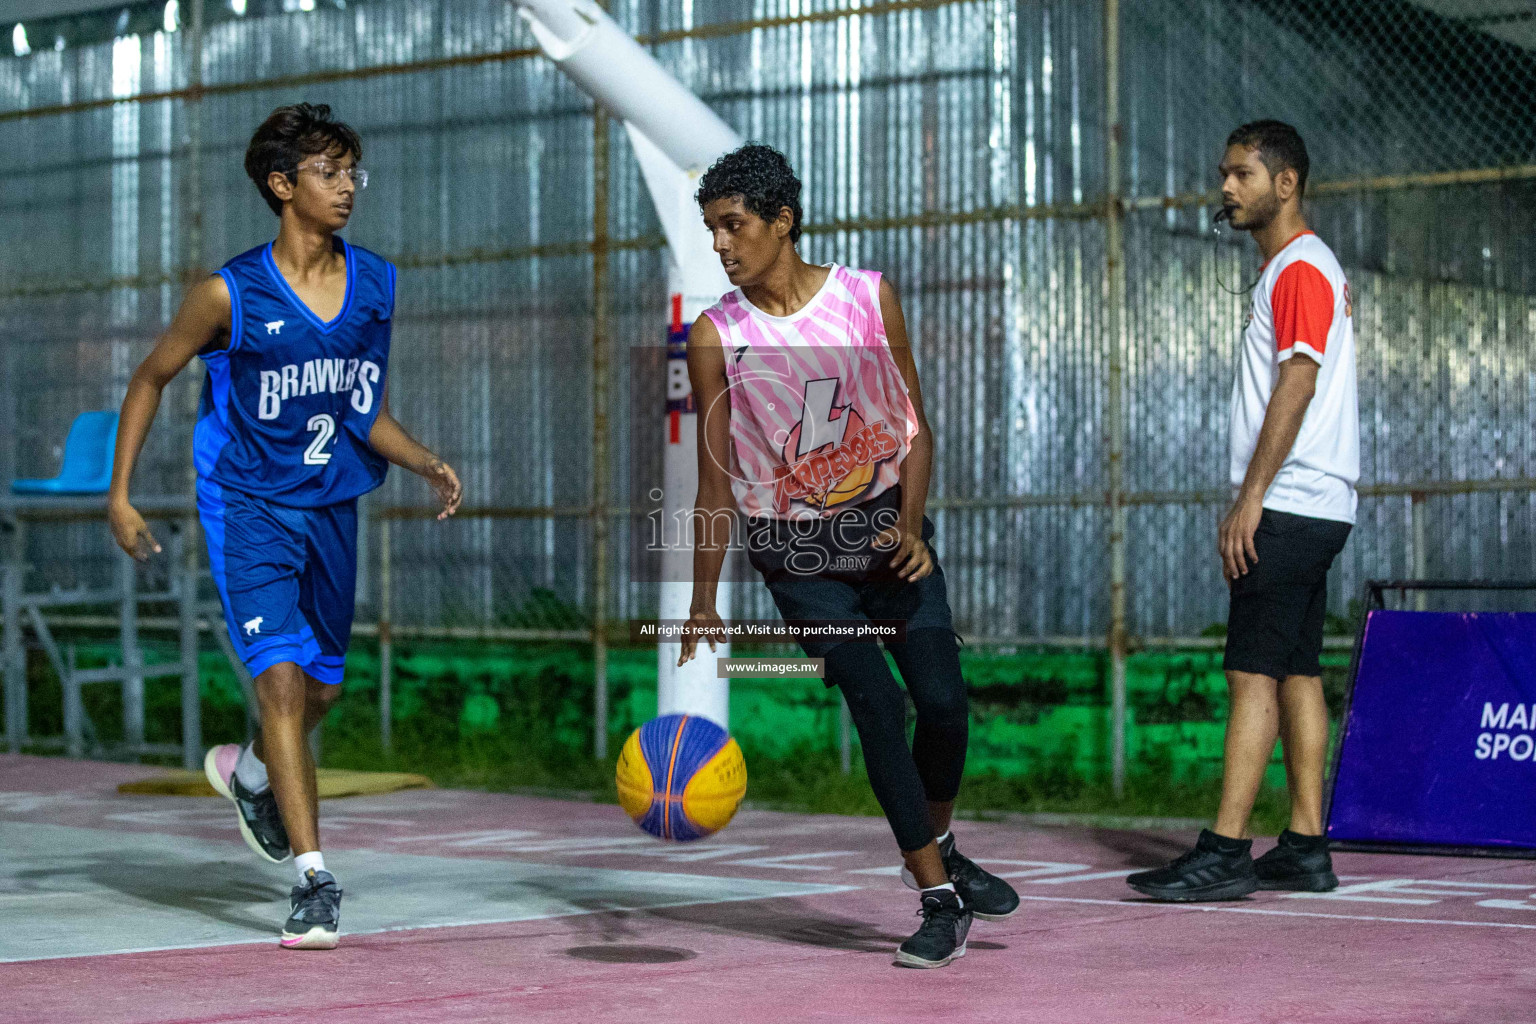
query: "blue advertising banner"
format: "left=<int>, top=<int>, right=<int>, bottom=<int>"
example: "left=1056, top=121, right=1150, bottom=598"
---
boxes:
left=1328, top=610, right=1536, bottom=853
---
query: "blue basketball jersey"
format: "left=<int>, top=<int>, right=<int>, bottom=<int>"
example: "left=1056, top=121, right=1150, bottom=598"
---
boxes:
left=195, top=239, right=394, bottom=507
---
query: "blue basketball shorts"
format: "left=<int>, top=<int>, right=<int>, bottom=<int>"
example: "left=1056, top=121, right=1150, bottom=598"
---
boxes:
left=197, top=479, right=358, bottom=685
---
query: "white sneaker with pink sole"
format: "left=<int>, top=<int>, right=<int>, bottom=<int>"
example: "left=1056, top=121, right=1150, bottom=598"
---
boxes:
left=203, top=743, right=291, bottom=863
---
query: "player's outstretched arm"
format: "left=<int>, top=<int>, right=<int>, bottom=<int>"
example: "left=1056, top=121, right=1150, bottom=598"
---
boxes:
left=108, top=274, right=231, bottom=560
left=678, top=313, right=734, bottom=666
left=367, top=389, right=462, bottom=520
left=876, top=275, right=936, bottom=583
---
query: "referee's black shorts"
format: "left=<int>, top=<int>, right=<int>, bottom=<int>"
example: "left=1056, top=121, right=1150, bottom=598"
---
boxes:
left=1224, top=508, right=1352, bottom=680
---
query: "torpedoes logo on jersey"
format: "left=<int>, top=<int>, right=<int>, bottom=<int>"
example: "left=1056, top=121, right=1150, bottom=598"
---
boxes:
left=771, top=376, right=901, bottom=515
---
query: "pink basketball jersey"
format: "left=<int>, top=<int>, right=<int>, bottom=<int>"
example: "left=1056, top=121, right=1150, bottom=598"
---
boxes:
left=702, top=265, right=919, bottom=520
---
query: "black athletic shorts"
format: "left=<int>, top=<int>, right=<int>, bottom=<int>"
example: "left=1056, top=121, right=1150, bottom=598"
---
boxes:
left=1224, top=508, right=1352, bottom=679
left=746, top=486, right=956, bottom=668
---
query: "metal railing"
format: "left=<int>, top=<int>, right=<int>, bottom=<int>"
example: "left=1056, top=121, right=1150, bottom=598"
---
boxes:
left=0, top=498, right=203, bottom=765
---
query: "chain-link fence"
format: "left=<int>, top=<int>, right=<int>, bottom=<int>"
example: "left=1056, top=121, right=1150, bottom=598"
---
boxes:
left=2, top=1, right=1533, bottom=661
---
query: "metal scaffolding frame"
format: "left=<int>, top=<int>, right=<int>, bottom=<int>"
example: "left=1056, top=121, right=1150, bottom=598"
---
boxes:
left=1, top=497, right=205, bottom=764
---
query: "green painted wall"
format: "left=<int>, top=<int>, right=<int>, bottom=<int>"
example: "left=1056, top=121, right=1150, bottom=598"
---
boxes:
left=18, top=638, right=1349, bottom=791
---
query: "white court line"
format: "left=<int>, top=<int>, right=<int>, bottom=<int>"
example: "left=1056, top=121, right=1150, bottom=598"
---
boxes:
left=1026, top=870, right=1136, bottom=885
left=0, top=892, right=95, bottom=901
left=724, top=852, right=861, bottom=870
left=0, top=883, right=864, bottom=964
left=1478, top=899, right=1536, bottom=911
left=1285, top=878, right=1529, bottom=903
left=1014, top=893, right=1536, bottom=930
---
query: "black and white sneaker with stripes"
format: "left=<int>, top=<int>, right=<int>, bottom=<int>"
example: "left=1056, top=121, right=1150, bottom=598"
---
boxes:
left=894, top=888, right=972, bottom=969
left=1125, top=828, right=1258, bottom=902
left=203, top=743, right=290, bottom=864
left=281, top=869, right=343, bottom=950
left=899, top=832, right=1020, bottom=920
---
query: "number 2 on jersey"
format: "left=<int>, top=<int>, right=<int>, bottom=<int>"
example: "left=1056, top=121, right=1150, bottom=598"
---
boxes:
left=304, top=413, right=336, bottom=465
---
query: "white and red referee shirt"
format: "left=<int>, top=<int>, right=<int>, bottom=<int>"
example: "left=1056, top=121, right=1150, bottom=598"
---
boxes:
left=1228, top=230, right=1360, bottom=524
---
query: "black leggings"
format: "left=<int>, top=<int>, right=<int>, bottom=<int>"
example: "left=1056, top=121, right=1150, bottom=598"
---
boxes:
left=824, top=628, right=969, bottom=852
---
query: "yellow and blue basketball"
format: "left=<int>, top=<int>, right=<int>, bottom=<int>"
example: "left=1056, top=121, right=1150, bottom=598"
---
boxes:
left=615, top=714, right=747, bottom=842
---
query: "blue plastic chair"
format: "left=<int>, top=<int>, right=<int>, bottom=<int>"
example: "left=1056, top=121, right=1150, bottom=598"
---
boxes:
left=11, top=411, right=120, bottom=496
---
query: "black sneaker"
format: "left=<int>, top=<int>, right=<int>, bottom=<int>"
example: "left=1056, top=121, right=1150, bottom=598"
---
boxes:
left=204, top=743, right=290, bottom=864
left=1125, top=829, right=1258, bottom=902
left=901, top=834, right=1021, bottom=920
left=894, top=889, right=972, bottom=969
left=281, top=869, right=343, bottom=950
left=1255, top=830, right=1338, bottom=892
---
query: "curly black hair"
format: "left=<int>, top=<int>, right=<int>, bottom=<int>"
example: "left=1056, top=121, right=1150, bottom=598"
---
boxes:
left=1227, top=120, right=1310, bottom=197
left=244, top=103, right=363, bottom=216
left=695, top=144, right=803, bottom=244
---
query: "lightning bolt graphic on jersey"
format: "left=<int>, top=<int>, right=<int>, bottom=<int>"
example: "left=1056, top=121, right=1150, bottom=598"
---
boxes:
left=795, top=377, right=852, bottom=458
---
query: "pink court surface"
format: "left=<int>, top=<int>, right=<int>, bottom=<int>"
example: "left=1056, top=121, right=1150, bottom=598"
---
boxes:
left=1, top=753, right=1530, bottom=1024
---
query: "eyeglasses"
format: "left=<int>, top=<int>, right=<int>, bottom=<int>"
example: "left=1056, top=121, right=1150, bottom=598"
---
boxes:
left=291, top=159, right=368, bottom=191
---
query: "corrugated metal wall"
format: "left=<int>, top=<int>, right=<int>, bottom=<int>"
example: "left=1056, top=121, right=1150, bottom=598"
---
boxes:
left=2, top=0, right=1533, bottom=640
